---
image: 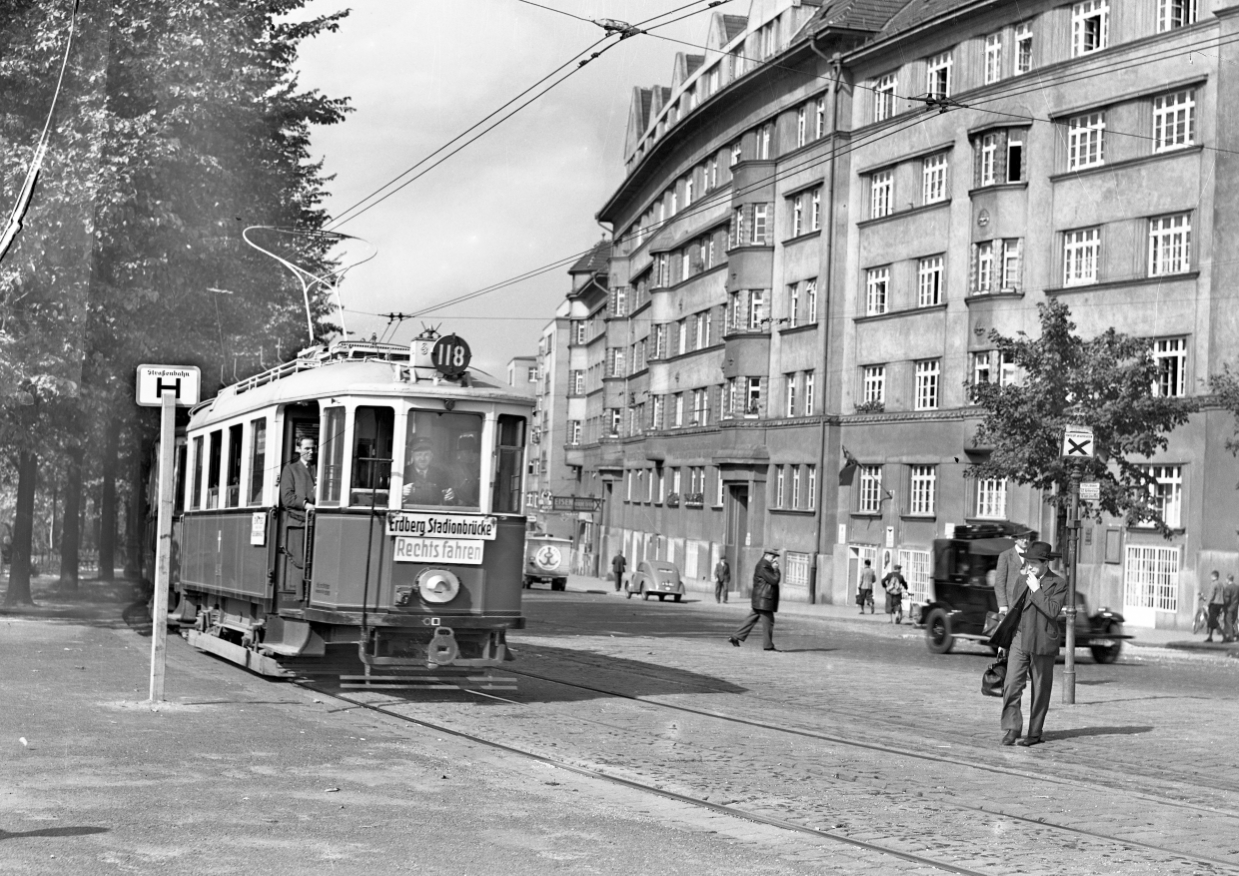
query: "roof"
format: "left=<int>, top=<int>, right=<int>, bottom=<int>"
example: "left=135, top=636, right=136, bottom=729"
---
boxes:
left=684, top=54, right=705, bottom=78
left=876, top=0, right=976, bottom=39
left=721, top=14, right=748, bottom=42
left=569, top=239, right=611, bottom=275
left=805, top=0, right=909, bottom=35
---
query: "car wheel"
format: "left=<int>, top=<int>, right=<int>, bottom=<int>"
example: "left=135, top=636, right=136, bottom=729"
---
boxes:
left=1090, top=622, right=1123, bottom=664
left=641, top=586, right=649, bottom=601
left=522, top=577, right=531, bottom=589
left=925, top=608, right=953, bottom=654
left=673, top=594, right=682, bottom=603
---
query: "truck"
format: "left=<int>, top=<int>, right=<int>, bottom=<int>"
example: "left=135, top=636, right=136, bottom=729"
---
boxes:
left=523, top=534, right=571, bottom=591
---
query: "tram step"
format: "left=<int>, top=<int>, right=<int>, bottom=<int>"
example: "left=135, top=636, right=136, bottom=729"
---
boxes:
left=339, top=674, right=517, bottom=691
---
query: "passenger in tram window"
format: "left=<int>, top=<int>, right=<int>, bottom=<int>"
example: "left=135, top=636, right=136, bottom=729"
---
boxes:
left=452, top=432, right=482, bottom=506
left=279, top=437, right=317, bottom=521
left=402, top=437, right=457, bottom=506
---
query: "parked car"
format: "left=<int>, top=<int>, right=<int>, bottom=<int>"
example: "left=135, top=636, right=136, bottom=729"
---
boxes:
left=920, top=523, right=1130, bottom=663
left=625, top=560, right=685, bottom=602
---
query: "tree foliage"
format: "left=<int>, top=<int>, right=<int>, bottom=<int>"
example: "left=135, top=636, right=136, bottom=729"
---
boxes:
left=968, top=299, right=1197, bottom=535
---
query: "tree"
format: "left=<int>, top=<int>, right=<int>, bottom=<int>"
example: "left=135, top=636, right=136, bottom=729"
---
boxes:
left=967, top=299, right=1198, bottom=536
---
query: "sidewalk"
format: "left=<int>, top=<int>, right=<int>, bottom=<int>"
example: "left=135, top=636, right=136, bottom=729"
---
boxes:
left=562, top=573, right=1239, bottom=655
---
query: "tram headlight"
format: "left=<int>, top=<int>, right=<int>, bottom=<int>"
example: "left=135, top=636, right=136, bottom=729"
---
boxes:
left=417, top=569, right=461, bottom=604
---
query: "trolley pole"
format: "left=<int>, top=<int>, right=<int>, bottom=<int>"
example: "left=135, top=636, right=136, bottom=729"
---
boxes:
left=149, top=389, right=176, bottom=703
left=1062, top=461, right=1082, bottom=705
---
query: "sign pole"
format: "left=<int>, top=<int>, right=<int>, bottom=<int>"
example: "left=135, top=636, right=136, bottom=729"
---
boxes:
left=1062, top=461, right=1081, bottom=705
left=148, top=389, right=176, bottom=703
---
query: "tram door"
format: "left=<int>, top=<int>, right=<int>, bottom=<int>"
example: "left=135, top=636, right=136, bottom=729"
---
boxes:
left=275, top=405, right=319, bottom=605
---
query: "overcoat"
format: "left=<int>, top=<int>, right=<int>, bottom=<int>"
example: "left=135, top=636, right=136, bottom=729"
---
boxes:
left=751, top=557, right=781, bottom=612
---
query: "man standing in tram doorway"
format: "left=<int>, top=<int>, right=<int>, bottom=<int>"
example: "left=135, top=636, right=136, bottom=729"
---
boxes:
left=729, top=549, right=781, bottom=651
left=280, top=436, right=317, bottom=520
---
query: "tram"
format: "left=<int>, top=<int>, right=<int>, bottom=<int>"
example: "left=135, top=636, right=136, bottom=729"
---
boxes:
left=171, top=334, right=532, bottom=689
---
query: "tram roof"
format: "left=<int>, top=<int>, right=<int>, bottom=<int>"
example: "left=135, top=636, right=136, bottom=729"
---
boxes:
left=187, top=340, right=533, bottom=430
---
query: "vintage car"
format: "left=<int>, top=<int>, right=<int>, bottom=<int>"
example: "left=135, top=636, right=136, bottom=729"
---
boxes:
left=625, top=560, right=685, bottom=602
left=523, top=534, right=571, bottom=591
left=920, top=523, right=1130, bottom=664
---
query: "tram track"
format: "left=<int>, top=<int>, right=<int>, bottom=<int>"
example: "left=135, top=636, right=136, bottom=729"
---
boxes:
left=294, top=670, right=1239, bottom=875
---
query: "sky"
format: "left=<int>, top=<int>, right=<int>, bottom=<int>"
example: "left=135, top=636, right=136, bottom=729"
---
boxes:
left=285, top=1, right=717, bottom=378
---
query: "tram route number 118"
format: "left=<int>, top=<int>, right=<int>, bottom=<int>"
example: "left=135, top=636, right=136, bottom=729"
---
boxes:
left=432, top=334, right=472, bottom=378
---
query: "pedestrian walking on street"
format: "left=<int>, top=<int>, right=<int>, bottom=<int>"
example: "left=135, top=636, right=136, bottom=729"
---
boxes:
left=611, top=551, right=627, bottom=593
left=882, top=565, right=909, bottom=624
left=995, top=528, right=1031, bottom=616
left=1222, top=573, right=1239, bottom=643
left=1205, top=570, right=1226, bottom=642
left=857, top=559, right=876, bottom=614
left=729, top=549, right=781, bottom=651
left=714, top=556, right=731, bottom=603
left=999, top=541, right=1068, bottom=747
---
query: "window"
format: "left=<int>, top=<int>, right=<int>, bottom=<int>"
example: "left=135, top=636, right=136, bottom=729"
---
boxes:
left=749, top=290, right=766, bottom=329
left=224, top=424, right=242, bottom=507
left=1142, top=464, right=1183, bottom=528
left=863, top=364, right=886, bottom=404
left=728, top=292, right=741, bottom=332
left=815, top=96, right=826, bottom=138
left=874, top=73, right=897, bottom=122
left=976, top=241, right=995, bottom=293
left=918, top=255, right=944, bottom=306
left=1158, top=0, right=1197, bottom=31
left=573, top=320, right=586, bottom=344
left=320, top=407, right=345, bottom=506
left=715, top=466, right=725, bottom=505
left=758, top=124, right=772, bottom=160
left=1149, top=213, right=1192, bottom=276
left=785, top=372, right=798, bottom=417
left=1001, top=239, right=1022, bottom=290
left=807, top=465, right=817, bottom=510
left=191, top=435, right=204, bottom=509
left=1063, top=227, right=1100, bottom=286
left=792, top=194, right=805, bottom=237
left=859, top=465, right=883, bottom=513
left=804, top=371, right=816, bottom=415
left=1072, top=0, right=1109, bottom=56
left=1153, top=90, right=1195, bottom=151
left=999, top=350, right=1018, bottom=386
left=248, top=417, right=266, bottom=504
left=909, top=465, right=936, bottom=516
left=1153, top=337, right=1187, bottom=398
left=673, top=394, right=684, bottom=428
left=926, top=52, right=952, bottom=100
left=402, top=410, right=481, bottom=508
left=654, top=324, right=667, bottom=359
left=709, top=155, right=719, bottom=189
left=1124, top=544, right=1180, bottom=612
left=350, top=406, right=394, bottom=506
left=865, top=267, right=889, bottom=315
left=726, top=378, right=737, bottom=417
left=871, top=169, right=893, bottom=218
left=670, top=189, right=678, bottom=216
left=787, top=282, right=800, bottom=328
left=810, top=189, right=821, bottom=230
left=695, top=311, right=709, bottom=349
left=923, top=153, right=948, bottom=204
left=898, top=548, right=932, bottom=604
left=677, top=320, right=687, bottom=356
left=685, top=175, right=694, bottom=207
left=984, top=33, right=1002, bottom=85
left=692, top=388, right=708, bottom=425
left=730, top=139, right=742, bottom=166
left=970, top=351, right=993, bottom=390
left=796, top=106, right=807, bottom=147
left=571, top=370, right=585, bottom=394
left=915, top=360, right=940, bottom=410
left=790, top=467, right=803, bottom=508
left=775, top=466, right=786, bottom=507
left=745, top=377, right=762, bottom=416
left=1067, top=112, right=1105, bottom=170
left=806, top=279, right=818, bottom=322
left=980, top=133, right=999, bottom=185
left=493, top=415, right=526, bottom=513
left=752, top=204, right=769, bottom=244
left=976, top=477, right=1006, bottom=519
left=1015, top=22, right=1033, bottom=74
left=652, top=395, right=664, bottom=430
left=608, top=408, right=622, bottom=436
left=1007, top=133, right=1024, bottom=182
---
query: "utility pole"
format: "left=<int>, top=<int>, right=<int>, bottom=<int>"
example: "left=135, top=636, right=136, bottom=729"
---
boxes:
left=1060, top=424, right=1094, bottom=705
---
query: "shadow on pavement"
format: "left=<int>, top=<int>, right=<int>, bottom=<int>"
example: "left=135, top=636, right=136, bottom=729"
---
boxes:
left=1046, top=725, right=1153, bottom=740
left=0, top=826, right=110, bottom=841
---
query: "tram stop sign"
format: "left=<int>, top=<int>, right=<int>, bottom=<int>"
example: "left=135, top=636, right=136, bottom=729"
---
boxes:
left=135, top=364, right=201, bottom=407
left=431, top=334, right=472, bottom=379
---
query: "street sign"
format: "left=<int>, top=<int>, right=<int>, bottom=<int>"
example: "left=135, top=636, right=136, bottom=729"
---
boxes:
left=431, top=334, right=471, bottom=378
left=136, top=364, right=201, bottom=407
left=1079, top=481, right=1100, bottom=501
left=1062, top=425, right=1094, bottom=459
left=551, top=495, right=603, bottom=513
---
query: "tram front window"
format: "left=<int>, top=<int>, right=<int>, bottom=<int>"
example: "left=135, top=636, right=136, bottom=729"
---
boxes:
left=351, top=406, right=394, bottom=506
left=402, top=411, right=483, bottom=509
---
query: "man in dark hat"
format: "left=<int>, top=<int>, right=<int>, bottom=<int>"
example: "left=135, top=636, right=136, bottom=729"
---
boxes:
left=729, top=548, right=781, bottom=651
left=402, top=437, right=456, bottom=506
left=1000, top=541, right=1068, bottom=747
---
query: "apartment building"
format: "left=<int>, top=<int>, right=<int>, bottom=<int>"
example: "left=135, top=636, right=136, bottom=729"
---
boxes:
left=565, top=0, right=1238, bottom=628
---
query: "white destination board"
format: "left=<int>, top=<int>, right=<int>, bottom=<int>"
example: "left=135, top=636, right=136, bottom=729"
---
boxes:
left=136, top=364, right=201, bottom=407
left=387, top=512, right=498, bottom=540
left=393, top=537, right=484, bottom=565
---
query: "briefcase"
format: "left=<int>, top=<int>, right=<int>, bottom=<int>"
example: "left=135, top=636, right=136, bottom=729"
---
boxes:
left=981, top=655, right=1007, bottom=697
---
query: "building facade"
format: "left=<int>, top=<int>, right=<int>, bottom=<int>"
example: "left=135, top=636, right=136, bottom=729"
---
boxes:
left=566, top=0, right=1239, bottom=628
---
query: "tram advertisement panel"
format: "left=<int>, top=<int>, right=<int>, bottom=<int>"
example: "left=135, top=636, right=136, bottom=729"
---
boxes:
left=386, top=512, right=498, bottom=540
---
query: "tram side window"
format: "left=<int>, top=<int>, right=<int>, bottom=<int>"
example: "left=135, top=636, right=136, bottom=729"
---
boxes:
left=225, top=424, right=242, bottom=507
left=206, top=430, right=222, bottom=509
left=492, top=415, right=526, bottom=514
left=191, top=436, right=204, bottom=510
left=320, top=407, right=346, bottom=506
left=351, top=406, right=394, bottom=506
left=175, top=441, right=187, bottom=514
left=248, top=417, right=266, bottom=505
left=402, top=410, right=483, bottom=508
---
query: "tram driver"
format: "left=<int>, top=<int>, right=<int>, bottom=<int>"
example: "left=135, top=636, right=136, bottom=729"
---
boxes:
left=402, top=437, right=458, bottom=506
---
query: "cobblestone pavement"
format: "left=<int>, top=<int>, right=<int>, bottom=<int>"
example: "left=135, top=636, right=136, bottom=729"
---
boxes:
left=347, top=589, right=1239, bottom=875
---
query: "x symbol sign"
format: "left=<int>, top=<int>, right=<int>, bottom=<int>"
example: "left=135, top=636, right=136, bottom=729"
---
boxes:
left=1067, top=438, right=1091, bottom=455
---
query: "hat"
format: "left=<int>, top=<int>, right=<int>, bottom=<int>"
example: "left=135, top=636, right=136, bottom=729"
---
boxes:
left=763, top=548, right=780, bottom=557
left=1024, top=541, right=1059, bottom=562
left=411, top=437, right=434, bottom=452
left=893, top=564, right=902, bottom=570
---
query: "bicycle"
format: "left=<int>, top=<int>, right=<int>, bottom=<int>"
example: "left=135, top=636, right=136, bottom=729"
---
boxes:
left=1192, top=594, right=1209, bottom=634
